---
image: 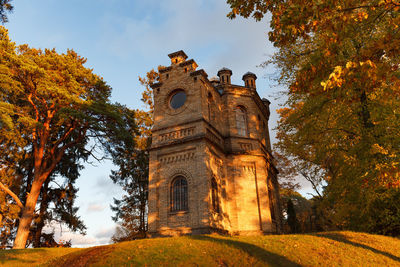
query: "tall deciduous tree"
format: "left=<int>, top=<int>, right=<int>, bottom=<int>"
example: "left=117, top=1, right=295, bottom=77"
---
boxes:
left=227, top=0, right=400, bottom=232
left=0, top=26, right=137, bottom=248
left=110, top=69, right=158, bottom=242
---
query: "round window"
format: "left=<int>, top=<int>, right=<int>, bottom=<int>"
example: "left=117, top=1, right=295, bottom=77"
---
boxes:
left=170, top=90, right=187, bottom=109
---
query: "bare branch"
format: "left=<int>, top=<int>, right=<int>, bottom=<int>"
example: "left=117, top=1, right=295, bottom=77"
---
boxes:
left=0, top=181, right=24, bottom=209
left=50, top=121, right=77, bottom=155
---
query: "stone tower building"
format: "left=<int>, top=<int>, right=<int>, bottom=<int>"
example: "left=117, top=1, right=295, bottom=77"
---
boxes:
left=148, top=50, right=281, bottom=236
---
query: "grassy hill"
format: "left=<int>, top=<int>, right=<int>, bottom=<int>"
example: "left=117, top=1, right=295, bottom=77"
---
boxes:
left=1, top=231, right=400, bottom=266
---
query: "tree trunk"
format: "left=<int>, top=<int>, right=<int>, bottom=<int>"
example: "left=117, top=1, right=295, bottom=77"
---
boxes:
left=33, top=179, right=50, bottom=248
left=13, top=179, right=43, bottom=249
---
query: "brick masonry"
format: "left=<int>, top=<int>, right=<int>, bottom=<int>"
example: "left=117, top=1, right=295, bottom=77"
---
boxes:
left=148, top=50, right=282, bottom=237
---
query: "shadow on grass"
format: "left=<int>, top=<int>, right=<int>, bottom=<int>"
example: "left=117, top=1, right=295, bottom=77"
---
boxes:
left=189, top=235, right=301, bottom=267
left=312, top=232, right=400, bottom=263
left=46, top=246, right=115, bottom=267
left=0, top=248, right=45, bottom=264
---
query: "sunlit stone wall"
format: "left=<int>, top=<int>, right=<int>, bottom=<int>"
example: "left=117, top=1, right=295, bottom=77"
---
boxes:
left=148, top=51, right=281, bottom=237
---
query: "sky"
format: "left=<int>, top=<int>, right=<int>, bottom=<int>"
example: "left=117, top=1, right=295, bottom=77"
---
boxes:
left=4, top=0, right=313, bottom=247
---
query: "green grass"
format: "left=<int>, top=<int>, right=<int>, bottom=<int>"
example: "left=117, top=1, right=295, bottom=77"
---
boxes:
left=1, top=231, right=400, bottom=266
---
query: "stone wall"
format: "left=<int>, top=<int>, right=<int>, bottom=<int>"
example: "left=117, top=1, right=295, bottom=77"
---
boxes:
left=148, top=51, right=280, bottom=237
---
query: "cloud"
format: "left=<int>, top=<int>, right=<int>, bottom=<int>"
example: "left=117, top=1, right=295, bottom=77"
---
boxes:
left=42, top=223, right=101, bottom=248
left=94, top=175, right=124, bottom=197
left=86, top=202, right=106, bottom=213
left=65, top=233, right=98, bottom=247
left=97, top=0, right=274, bottom=74
left=95, top=226, right=116, bottom=239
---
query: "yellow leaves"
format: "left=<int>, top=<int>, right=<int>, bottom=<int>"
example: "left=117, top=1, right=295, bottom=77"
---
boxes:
left=321, top=60, right=377, bottom=91
left=346, top=61, right=357, bottom=69
left=321, top=65, right=343, bottom=90
left=324, top=50, right=331, bottom=57
left=375, top=162, right=400, bottom=189
left=371, top=144, right=389, bottom=155
left=358, top=12, right=368, bottom=19
left=355, top=12, right=368, bottom=22
left=359, top=60, right=376, bottom=68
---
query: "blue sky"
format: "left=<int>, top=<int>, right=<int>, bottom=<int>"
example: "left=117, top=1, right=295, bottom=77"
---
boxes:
left=5, top=0, right=311, bottom=247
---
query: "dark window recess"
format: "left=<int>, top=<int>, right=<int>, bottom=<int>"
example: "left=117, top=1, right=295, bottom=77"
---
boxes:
left=170, top=90, right=187, bottom=109
left=268, top=187, right=276, bottom=221
left=184, top=68, right=187, bottom=73
left=166, top=74, right=169, bottom=79
left=171, top=176, right=188, bottom=211
left=236, top=107, right=248, bottom=136
left=211, top=178, right=220, bottom=213
left=194, top=77, right=197, bottom=82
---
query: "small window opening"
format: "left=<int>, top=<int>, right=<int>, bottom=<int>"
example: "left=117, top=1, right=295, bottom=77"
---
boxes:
left=194, top=77, right=197, bottom=82
left=170, top=90, right=187, bottom=109
left=166, top=74, right=169, bottom=79
left=184, top=68, right=187, bottom=73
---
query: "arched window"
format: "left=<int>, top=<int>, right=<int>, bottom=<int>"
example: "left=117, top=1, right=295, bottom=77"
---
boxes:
left=211, top=178, right=219, bottom=213
left=171, top=176, right=188, bottom=212
left=236, top=106, right=248, bottom=136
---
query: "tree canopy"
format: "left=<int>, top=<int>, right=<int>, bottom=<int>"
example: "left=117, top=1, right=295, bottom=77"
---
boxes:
left=0, top=26, right=138, bottom=248
left=0, top=0, right=12, bottom=23
left=227, top=0, right=400, bottom=233
left=110, top=69, right=158, bottom=242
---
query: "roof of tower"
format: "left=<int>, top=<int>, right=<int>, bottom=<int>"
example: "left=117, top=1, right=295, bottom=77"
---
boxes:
left=242, top=71, right=257, bottom=80
left=262, top=97, right=271, bottom=105
left=168, top=50, right=188, bottom=60
left=217, top=67, right=232, bottom=76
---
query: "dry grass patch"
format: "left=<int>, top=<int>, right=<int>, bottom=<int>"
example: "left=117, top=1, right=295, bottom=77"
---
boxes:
left=1, top=231, right=399, bottom=266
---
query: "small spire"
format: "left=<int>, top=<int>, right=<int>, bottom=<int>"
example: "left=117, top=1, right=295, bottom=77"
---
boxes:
left=217, top=67, right=232, bottom=84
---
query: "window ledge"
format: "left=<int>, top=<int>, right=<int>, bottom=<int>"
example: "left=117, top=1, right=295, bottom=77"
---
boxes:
left=168, top=210, right=189, bottom=216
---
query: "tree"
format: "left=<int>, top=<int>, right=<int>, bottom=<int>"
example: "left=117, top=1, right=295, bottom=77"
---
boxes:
left=227, top=0, right=400, bottom=233
left=286, top=199, right=300, bottom=233
left=0, top=0, right=12, bottom=23
left=1, top=133, right=87, bottom=248
left=110, top=69, right=158, bottom=242
left=0, top=26, right=137, bottom=248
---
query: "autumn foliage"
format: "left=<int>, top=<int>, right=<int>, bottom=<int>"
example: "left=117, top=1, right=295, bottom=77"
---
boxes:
left=0, top=26, right=138, bottom=248
left=227, top=0, right=400, bottom=234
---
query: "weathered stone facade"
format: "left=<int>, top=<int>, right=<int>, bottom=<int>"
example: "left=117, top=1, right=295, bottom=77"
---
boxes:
left=148, top=50, right=281, bottom=236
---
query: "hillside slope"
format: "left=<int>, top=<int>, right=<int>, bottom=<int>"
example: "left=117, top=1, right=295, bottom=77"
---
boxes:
left=1, top=231, right=399, bottom=266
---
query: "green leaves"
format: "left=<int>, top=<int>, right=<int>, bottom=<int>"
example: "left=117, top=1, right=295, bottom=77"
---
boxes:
left=227, top=0, right=400, bottom=233
left=0, top=25, right=141, bottom=248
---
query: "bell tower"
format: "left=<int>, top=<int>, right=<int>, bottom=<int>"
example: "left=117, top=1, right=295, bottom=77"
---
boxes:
left=147, top=51, right=281, bottom=237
